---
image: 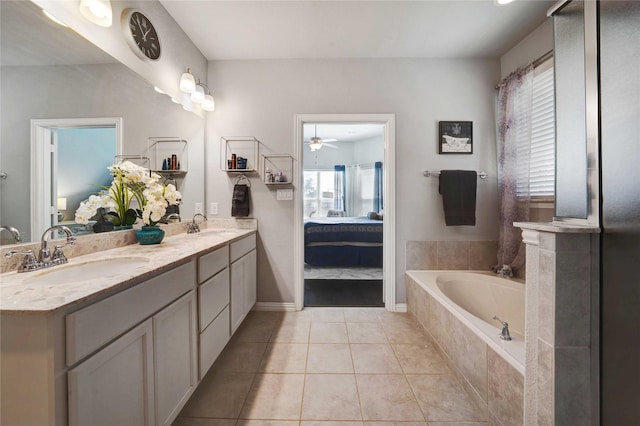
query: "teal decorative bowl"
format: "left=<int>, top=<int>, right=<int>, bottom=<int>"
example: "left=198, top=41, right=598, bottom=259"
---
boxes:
left=136, top=226, right=165, bottom=245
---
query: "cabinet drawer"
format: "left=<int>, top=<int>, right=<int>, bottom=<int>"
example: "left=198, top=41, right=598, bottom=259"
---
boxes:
left=198, top=245, right=229, bottom=284
left=66, top=261, right=195, bottom=366
left=199, top=307, right=230, bottom=379
left=199, top=268, right=229, bottom=332
left=230, top=233, right=256, bottom=263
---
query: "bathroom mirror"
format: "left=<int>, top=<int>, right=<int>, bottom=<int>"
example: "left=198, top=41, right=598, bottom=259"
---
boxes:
left=0, top=0, right=205, bottom=244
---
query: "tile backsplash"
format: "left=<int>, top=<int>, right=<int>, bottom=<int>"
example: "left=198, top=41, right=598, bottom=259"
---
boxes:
left=406, top=240, right=498, bottom=271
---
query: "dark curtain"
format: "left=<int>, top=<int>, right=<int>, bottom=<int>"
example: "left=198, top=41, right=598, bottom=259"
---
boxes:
left=373, top=161, right=383, bottom=212
left=334, top=165, right=345, bottom=210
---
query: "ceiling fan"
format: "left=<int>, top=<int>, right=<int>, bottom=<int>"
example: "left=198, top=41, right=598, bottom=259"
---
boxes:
left=304, top=125, right=338, bottom=151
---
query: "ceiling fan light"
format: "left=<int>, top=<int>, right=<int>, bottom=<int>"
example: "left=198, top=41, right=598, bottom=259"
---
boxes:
left=179, top=69, right=196, bottom=93
left=191, top=84, right=205, bottom=103
left=309, top=141, right=322, bottom=151
left=79, top=0, right=112, bottom=27
left=202, top=94, right=215, bottom=111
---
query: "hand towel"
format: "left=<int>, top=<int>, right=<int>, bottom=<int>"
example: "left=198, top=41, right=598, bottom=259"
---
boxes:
left=231, top=184, right=250, bottom=217
left=438, top=170, right=477, bottom=226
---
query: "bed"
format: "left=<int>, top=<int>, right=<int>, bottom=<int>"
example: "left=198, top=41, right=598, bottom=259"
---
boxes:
left=304, top=216, right=383, bottom=267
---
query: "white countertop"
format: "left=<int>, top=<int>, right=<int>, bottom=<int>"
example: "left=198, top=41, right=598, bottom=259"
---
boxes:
left=0, top=228, right=255, bottom=314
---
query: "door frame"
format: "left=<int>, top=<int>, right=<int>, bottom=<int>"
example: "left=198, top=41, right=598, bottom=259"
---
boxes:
left=31, top=117, right=123, bottom=239
left=293, top=113, right=396, bottom=311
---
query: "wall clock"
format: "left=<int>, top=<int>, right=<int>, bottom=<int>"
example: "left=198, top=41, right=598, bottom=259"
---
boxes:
left=122, top=9, right=161, bottom=61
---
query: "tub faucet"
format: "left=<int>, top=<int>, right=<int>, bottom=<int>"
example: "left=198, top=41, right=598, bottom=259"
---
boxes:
left=39, top=225, right=75, bottom=266
left=492, top=316, right=512, bottom=341
left=187, top=213, right=207, bottom=234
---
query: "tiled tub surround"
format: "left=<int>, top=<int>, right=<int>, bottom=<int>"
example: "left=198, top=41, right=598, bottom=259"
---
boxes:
left=406, top=240, right=499, bottom=271
left=406, top=271, right=525, bottom=425
left=515, top=222, right=599, bottom=425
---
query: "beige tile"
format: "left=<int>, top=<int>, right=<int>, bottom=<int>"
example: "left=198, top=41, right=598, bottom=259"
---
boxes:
left=302, top=374, right=362, bottom=421
left=487, top=347, right=524, bottom=426
left=351, top=343, right=402, bottom=374
left=303, top=422, right=363, bottom=426
left=278, top=309, right=314, bottom=322
left=427, top=296, right=453, bottom=356
left=406, top=278, right=430, bottom=332
left=347, top=322, right=388, bottom=343
left=469, top=241, right=498, bottom=270
left=240, top=373, right=305, bottom=420
left=537, top=339, right=554, bottom=426
left=343, top=307, right=384, bottom=323
left=554, top=252, right=591, bottom=346
left=379, top=311, right=414, bottom=325
left=233, top=318, right=277, bottom=343
left=357, top=374, right=425, bottom=421
left=427, top=423, right=487, bottom=426
left=270, top=321, right=311, bottom=343
left=259, top=343, right=308, bottom=373
left=538, top=249, right=555, bottom=346
left=407, top=375, right=487, bottom=422
left=437, top=241, right=470, bottom=270
left=406, top=241, right=438, bottom=270
left=383, top=320, right=429, bottom=344
left=448, top=314, right=487, bottom=402
left=307, top=343, right=354, bottom=374
left=310, top=322, right=349, bottom=343
left=238, top=421, right=299, bottom=426
left=310, top=308, right=346, bottom=322
left=173, top=419, right=237, bottom=426
left=179, top=372, right=254, bottom=418
left=555, top=347, right=590, bottom=425
left=392, top=343, right=451, bottom=374
left=212, top=341, right=268, bottom=373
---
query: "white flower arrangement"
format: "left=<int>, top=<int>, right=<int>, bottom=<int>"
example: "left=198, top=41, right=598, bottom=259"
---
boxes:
left=75, top=161, right=181, bottom=227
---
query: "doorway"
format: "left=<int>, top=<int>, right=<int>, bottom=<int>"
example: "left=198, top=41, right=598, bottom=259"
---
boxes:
left=31, top=118, right=122, bottom=240
left=293, top=114, right=396, bottom=311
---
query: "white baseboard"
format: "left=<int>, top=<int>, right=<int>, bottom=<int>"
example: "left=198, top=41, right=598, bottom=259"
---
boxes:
left=395, top=303, right=407, bottom=313
left=252, top=302, right=297, bottom=312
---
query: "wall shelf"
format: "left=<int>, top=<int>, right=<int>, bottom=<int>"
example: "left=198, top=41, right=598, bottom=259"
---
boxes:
left=221, top=136, right=259, bottom=173
left=262, top=154, right=293, bottom=186
left=148, top=137, right=188, bottom=175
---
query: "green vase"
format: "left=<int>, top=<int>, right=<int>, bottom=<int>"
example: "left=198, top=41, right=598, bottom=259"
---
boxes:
left=136, top=225, right=165, bottom=245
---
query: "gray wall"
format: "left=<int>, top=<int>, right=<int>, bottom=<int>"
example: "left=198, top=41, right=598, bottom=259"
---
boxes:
left=206, top=58, right=500, bottom=304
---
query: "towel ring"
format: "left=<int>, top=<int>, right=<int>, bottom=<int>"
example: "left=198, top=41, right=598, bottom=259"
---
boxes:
left=235, top=174, right=251, bottom=187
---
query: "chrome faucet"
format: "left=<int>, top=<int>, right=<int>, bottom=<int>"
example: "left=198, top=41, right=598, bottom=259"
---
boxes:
left=38, top=225, right=76, bottom=266
left=493, top=316, right=512, bottom=341
left=160, top=213, right=181, bottom=224
left=4, top=249, right=39, bottom=273
left=0, top=225, right=21, bottom=243
left=187, top=213, right=207, bottom=234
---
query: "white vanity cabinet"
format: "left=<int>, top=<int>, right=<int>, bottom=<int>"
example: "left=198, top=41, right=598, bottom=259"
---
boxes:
left=66, top=262, right=198, bottom=426
left=230, top=234, right=257, bottom=334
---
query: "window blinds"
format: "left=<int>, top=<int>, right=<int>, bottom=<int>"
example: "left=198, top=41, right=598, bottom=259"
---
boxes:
left=528, top=64, right=556, bottom=198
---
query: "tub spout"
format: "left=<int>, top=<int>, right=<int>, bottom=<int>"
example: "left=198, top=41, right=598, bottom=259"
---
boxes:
left=492, top=316, right=512, bottom=341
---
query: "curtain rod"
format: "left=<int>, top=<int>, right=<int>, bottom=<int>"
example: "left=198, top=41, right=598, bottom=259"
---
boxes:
left=495, top=50, right=554, bottom=90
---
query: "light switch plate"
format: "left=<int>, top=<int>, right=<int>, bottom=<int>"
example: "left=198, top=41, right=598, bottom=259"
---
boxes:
left=194, top=202, right=203, bottom=214
left=276, top=189, right=293, bottom=201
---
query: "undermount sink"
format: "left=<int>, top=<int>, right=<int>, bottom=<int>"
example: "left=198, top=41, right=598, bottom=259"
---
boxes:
left=22, top=257, right=151, bottom=286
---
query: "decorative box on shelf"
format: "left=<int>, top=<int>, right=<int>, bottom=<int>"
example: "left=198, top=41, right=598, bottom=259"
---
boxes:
left=148, top=137, right=188, bottom=178
left=262, top=154, right=293, bottom=186
left=221, top=136, right=259, bottom=172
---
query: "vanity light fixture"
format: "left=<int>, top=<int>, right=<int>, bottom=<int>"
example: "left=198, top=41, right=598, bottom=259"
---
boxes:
left=191, top=81, right=205, bottom=103
left=179, top=68, right=196, bottom=93
left=196, top=82, right=216, bottom=112
left=79, top=0, right=113, bottom=27
left=42, top=9, right=69, bottom=27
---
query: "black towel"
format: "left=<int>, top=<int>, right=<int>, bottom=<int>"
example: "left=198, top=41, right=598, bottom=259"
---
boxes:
left=438, top=170, right=477, bottom=226
left=231, top=184, right=250, bottom=217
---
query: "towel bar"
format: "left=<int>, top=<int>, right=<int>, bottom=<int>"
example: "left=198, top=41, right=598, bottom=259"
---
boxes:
left=423, top=170, right=487, bottom=179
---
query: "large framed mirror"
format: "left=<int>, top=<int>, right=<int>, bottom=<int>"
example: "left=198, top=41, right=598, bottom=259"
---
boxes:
left=0, top=0, right=205, bottom=244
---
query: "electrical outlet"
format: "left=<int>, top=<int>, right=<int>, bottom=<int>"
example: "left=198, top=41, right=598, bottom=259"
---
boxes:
left=194, top=202, right=203, bottom=214
left=209, top=202, right=218, bottom=215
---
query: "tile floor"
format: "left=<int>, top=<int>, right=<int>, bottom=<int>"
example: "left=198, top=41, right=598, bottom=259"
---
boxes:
left=174, top=307, right=489, bottom=426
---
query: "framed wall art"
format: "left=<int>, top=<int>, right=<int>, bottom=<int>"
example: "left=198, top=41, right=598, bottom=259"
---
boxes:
left=438, top=121, right=473, bottom=154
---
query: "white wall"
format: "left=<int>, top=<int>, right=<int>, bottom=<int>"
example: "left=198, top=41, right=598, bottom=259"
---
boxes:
left=206, top=58, right=500, bottom=304
left=501, top=20, right=553, bottom=78
left=0, top=63, right=204, bottom=242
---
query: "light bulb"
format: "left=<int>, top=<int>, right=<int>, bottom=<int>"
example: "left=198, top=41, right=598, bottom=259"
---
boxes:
left=179, top=69, right=196, bottom=93
left=191, top=84, right=205, bottom=103
left=202, top=94, right=215, bottom=112
left=79, top=0, right=112, bottom=27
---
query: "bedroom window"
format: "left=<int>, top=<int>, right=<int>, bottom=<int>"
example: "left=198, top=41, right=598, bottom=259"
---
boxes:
left=303, top=170, right=335, bottom=218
